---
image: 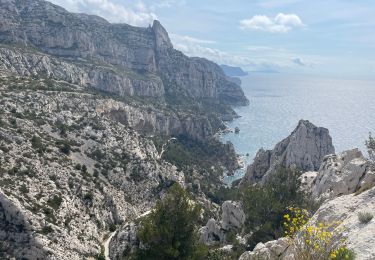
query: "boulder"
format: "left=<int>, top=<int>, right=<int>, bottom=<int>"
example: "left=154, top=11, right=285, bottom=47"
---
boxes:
left=109, top=223, right=139, bottom=260
left=199, top=218, right=225, bottom=246
left=200, top=201, right=245, bottom=245
left=239, top=238, right=290, bottom=260
left=299, top=171, right=318, bottom=193
left=312, top=149, right=371, bottom=200
left=221, top=201, right=246, bottom=231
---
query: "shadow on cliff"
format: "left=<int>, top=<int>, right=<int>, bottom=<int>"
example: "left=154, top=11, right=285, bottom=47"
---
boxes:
left=0, top=191, right=50, bottom=259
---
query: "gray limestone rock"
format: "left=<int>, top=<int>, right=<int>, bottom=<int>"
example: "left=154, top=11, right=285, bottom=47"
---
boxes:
left=241, top=120, right=335, bottom=185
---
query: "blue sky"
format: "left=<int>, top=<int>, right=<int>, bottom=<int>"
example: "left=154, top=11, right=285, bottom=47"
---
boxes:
left=49, top=0, right=375, bottom=78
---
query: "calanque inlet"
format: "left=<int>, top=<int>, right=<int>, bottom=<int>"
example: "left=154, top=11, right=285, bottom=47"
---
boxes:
left=0, top=0, right=374, bottom=260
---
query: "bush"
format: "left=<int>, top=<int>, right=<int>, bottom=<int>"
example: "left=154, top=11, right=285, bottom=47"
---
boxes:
left=31, top=136, right=46, bottom=153
left=47, top=195, right=63, bottom=210
left=40, top=225, right=54, bottom=235
left=284, top=207, right=355, bottom=260
left=358, top=211, right=373, bottom=224
left=19, top=184, right=29, bottom=194
left=366, top=133, right=375, bottom=161
left=59, top=143, right=71, bottom=155
left=242, top=168, right=308, bottom=249
left=137, top=183, right=207, bottom=259
left=109, top=223, right=116, bottom=232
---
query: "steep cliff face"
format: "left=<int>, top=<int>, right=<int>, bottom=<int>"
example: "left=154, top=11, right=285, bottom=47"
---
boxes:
left=0, top=0, right=248, bottom=106
left=241, top=120, right=335, bottom=185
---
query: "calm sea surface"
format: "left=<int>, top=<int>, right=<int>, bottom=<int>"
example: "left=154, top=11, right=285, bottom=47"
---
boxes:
left=221, top=73, right=375, bottom=183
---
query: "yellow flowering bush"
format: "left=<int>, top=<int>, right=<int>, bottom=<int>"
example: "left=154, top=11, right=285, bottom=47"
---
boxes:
left=283, top=207, right=355, bottom=260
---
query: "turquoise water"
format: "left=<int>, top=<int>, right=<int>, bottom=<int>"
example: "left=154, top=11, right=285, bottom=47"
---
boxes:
left=222, top=73, right=375, bottom=183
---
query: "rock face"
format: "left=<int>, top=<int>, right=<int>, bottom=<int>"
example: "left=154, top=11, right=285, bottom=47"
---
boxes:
left=311, top=149, right=371, bottom=200
left=239, top=238, right=290, bottom=260
left=0, top=76, right=186, bottom=259
left=109, top=223, right=139, bottom=260
left=0, top=0, right=248, bottom=107
left=308, top=186, right=375, bottom=259
left=0, top=193, right=49, bottom=259
left=221, top=201, right=246, bottom=231
left=199, top=218, right=226, bottom=246
left=241, top=120, right=335, bottom=185
left=200, top=200, right=245, bottom=245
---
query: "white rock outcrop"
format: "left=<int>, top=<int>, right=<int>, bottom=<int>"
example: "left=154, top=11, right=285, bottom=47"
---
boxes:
left=312, top=149, right=369, bottom=200
left=200, top=201, right=245, bottom=245
left=221, top=200, right=246, bottom=231
left=239, top=238, right=290, bottom=260
left=309, top=186, right=375, bottom=259
left=241, top=120, right=335, bottom=185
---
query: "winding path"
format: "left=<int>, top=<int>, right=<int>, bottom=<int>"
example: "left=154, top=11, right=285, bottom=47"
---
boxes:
left=159, top=137, right=177, bottom=159
left=104, top=231, right=117, bottom=260
left=103, top=210, right=152, bottom=260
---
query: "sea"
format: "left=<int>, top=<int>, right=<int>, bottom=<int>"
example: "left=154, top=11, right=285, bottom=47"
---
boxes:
left=221, top=73, right=375, bottom=184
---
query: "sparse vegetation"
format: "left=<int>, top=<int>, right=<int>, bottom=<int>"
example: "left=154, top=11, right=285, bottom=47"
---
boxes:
left=366, top=133, right=375, bottom=161
left=40, top=225, right=54, bottom=235
left=31, top=135, right=46, bottom=153
left=47, top=195, right=63, bottom=210
left=354, top=183, right=375, bottom=195
left=358, top=211, right=373, bottom=224
left=241, top=168, right=313, bottom=249
left=284, top=207, right=355, bottom=260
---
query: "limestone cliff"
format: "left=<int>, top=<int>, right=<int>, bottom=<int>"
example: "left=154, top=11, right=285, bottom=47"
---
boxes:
left=0, top=0, right=248, bottom=107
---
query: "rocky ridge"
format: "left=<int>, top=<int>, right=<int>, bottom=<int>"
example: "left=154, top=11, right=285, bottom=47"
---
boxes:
left=241, top=120, right=335, bottom=185
left=238, top=122, right=375, bottom=259
left=0, top=0, right=248, bottom=108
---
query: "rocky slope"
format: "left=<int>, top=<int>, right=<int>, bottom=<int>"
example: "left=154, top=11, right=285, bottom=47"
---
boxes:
left=240, top=173, right=375, bottom=260
left=0, top=76, right=191, bottom=259
left=0, top=0, right=248, bottom=108
left=238, top=123, right=375, bottom=259
left=241, top=120, right=335, bottom=185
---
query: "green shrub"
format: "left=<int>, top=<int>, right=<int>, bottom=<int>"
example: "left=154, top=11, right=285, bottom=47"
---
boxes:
left=47, top=195, right=63, bottom=210
left=358, top=211, right=373, bottom=224
left=242, top=168, right=309, bottom=249
left=366, top=133, right=375, bottom=161
left=40, top=225, right=54, bottom=235
left=59, top=143, right=71, bottom=155
left=31, top=136, right=45, bottom=153
left=19, top=184, right=29, bottom=194
left=109, top=223, right=117, bottom=232
left=331, top=246, right=355, bottom=260
left=137, top=183, right=207, bottom=259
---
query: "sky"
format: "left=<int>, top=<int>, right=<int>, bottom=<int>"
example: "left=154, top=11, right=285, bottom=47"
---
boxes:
left=48, top=0, right=375, bottom=78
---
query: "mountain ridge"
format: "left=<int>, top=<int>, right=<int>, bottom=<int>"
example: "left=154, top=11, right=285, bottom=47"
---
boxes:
left=0, top=0, right=249, bottom=108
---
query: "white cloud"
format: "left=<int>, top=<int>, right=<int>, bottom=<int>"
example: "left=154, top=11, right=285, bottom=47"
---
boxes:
left=170, top=34, right=284, bottom=73
left=240, top=13, right=304, bottom=33
left=170, top=34, right=216, bottom=44
left=291, top=57, right=317, bottom=67
left=49, top=0, right=156, bottom=26
left=151, top=0, right=186, bottom=9
left=170, top=35, right=252, bottom=66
